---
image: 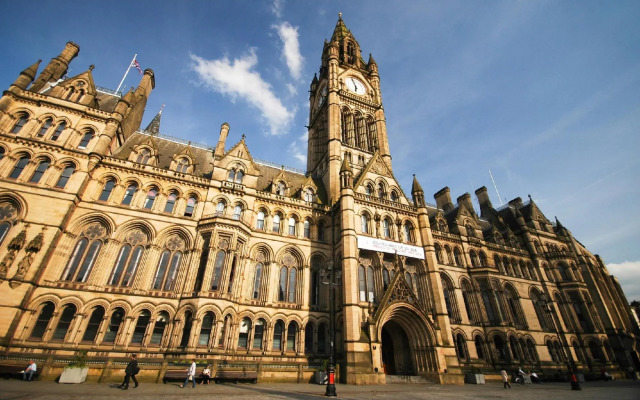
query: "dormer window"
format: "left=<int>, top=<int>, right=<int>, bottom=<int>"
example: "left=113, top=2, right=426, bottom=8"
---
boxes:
left=304, top=188, right=315, bottom=202
left=277, top=182, right=286, bottom=196
left=227, top=167, right=244, bottom=183
left=136, top=148, right=151, bottom=164
left=175, top=157, right=189, bottom=173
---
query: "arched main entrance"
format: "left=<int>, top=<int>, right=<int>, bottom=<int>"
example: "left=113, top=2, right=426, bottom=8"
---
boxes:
left=377, top=304, right=439, bottom=376
left=381, top=320, right=413, bottom=375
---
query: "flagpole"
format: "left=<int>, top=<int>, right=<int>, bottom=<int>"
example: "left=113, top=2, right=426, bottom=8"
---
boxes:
left=115, top=53, right=137, bottom=95
left=489, top=169, right=504, bottom=206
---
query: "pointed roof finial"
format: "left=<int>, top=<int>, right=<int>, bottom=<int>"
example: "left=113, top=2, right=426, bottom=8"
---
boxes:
left=411, top=174, right=424, bottom=193
left=144, top=107, right=163, bottom=135
left=340, top=156, right=352, bottom=173
left=339, top=12, right=342, bottom=20
left=555, top=216, right=565, bottom=230
left=241, top=134, right=246, bottom=141
left=89, top=64, right=95, bottom=71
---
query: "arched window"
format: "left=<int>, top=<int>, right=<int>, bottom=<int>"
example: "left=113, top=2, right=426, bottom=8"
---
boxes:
left=304, top=188, right=315, bottom=202
left=11, top=114, right=29, bottom=134
left=152, top=249, right=182, bottom=291
left=227, top=170, right=235, bottom=182
left=82, top=306, right=105, bottom=343
left=435, top=244, right=443, bottom=263
left=382, top=218, right=391, bottom=238
left=318, top=220, right=325, bottom=241
left=365, top=184, right=373, bottom=196
left=29, top=158, right=50, bottom=184
left=9, top=155, right=30, bottom=180
left=55, top=164, right=75, bottom=188
left=175, top=157, right=189, bottom=173
left=179, top=311, right=193, bottom=347
left=235, top=170, right=244, bottom=184
left=382, top=269, right=390, bottom=290
left=361, top=214, right=369, bottom=234
left=509, top=336, right=520, bottom=361
left=505, top=286, right=525, bottom=328
left=288, top=217, right=296, bottom=235
left=198, top=312, right=214, bottom=346
left=164, top=192, right=177, bottom=213
left=217, top=315, right=231, bottom=348
left=479, top=252, right=488, bottom=267
left=305, top=323, right=314, bottom=354
left=37, top=118, right=52, bottom=137
left=237, top=317, right=252, bottom=349
left=390, top=191, right=398, bottom=202
left=61, top=236, right=103, bottom=282
left=273, top=320, right=284, bottom=351
left=109, top=244, right=144, bottom=287
left=52, top=304, right=76, bottom=341
left=253, top=319, right=265, bottom=350
left=304, top=220, right=311, bottom=238
left=77, top=129, right=94, bottom=149
left=0, top=147, right=4, bottom=160
left=469, top=251, right=478, bottom=268
left=278, top=266, right=297, bottom=303
left=135, top=148, right=151, bottom=164
left=210, top=250, right=225, bottom=291
left=227, top=257, right=237, bottom=293
left=462, top=281, right=478, bottom=324
left=216, top=200, right=225, bottom=215
left=103, top=308, right=124, bottom=343
left=287, top=321, right=298, bottom=351
left=50, top=121, right=66, bottom=141
left=442, top=275, right=461, bottom=322
left=184, top=196, right=197, bottom=217
left=252, top=262, right=263, bottom=299
left=475, top=336, right=485, bottom=359
left=456, top=334, right=467, bottom=360
left=465, top=223, right=475, bottom=238
left=131, top=310, right=151, bottom=344
left=318, top=323, right=328, bottom=353
left=256, top=211, right=265, bottom=230
left=453, top=248, right=462, bottom=266
left=494, top=255, right=504, bottom=274
left=121, top=183, right=138, bottom=206
left=273, top=214, right=281, bottom=233
left=277, top=182, right=286, bottom=196
left=232, top=204, right=242, bottom=220
left=358, top=265, right=375, bottom=302
left=30, top=302, right=55, bottom=340
left=377, top=183, right=385, bottom=199
left=403, top=223, right=413, bottom=243
left=557, top=263, right=570, bottom=281
left=151, top=311, right=169, bottom=346
left=310, top=269, right=319, bottom=306
left=143, top=188, right=157, bottom=209
left=99, top=179, right=116, bottom=202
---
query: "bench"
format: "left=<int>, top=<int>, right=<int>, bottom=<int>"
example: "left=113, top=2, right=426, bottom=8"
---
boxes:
left=214, top=370, right=258, bottom=384
left=0, top=363, right=40, bottom=380
left=162, top=369, right=190, bottom=384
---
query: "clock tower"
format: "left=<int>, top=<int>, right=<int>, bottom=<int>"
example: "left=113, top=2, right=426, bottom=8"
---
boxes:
left=307, top=14, right=391, bottom=203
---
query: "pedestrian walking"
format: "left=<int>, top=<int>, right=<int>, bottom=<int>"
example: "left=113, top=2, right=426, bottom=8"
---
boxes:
left=120, top=354, right=139, bottom=390
left=501, top=369, right=511, bottom=389
left=180, top=359, right=197, bottom=388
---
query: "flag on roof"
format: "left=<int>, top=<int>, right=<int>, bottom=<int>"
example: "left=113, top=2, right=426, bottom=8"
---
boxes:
left=131, top=59, right=142, bottom=75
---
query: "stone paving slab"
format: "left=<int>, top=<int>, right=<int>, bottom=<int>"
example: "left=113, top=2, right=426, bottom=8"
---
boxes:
left=0, top=380, right=638, bottom=400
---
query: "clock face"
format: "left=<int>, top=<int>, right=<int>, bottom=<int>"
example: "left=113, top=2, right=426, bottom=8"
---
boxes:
left=345, top=77, right=366, bottom=95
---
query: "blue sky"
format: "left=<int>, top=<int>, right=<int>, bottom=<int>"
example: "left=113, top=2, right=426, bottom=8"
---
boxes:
left=1, top=1, right=639, bottom=299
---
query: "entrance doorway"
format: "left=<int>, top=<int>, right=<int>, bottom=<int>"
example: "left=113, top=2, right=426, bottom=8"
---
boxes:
left=381, top=320, right=413, bottom=375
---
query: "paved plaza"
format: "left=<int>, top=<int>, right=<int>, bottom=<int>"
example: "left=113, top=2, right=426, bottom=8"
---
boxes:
left=0, top=380, right=638, bottom=400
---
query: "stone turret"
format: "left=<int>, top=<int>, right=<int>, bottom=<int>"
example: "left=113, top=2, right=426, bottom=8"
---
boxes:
left=30, top=41, right=80, bottom=93
left=434, top=187, right=454, bottom=212
left=214, top=123, right=230, bottom=160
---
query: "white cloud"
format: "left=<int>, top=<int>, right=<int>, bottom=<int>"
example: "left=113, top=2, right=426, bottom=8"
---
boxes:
left=274, top=22, right=303, bottom=80
left=606, top=260, right=640, bottom=301
left=190, top=50, right=293, bottom=135
left=288, top=130, right=308, bottom=165
left=271, top=0, right=284, bottom=18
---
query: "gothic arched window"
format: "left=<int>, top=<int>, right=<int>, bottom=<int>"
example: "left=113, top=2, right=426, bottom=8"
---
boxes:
left=103, top=308, right=124, bottom=343
left=252, top=262, right=263, bottom=299
left=273, top=320, right=284, bottom=351
left=253, top=319, right=265, bottom=350
left=151, top=311, right=169, bottom=346
left=78, top=129, right=94, bottom=149
left=198, top=312, right=214, bottom=346
left=288, top=217, right=297, bottom=235
left=304, top=220, right=311, bottom=238
left=273, top=214, right=281, bottom=233
left=82, top=306, right=105, bottom=343
left=210, top=250, right=226, bottom=291
left=9, top=155, right=30, bottom=180
left=109, top=243, right=144, bottom=287
left=131, top=310, right=151, bottom=344
left=143, top=188, right=157, bottom=209
left=135, top=148, right=151, bottom=164
left=37, top=118, right=52, bottom=137
left=175, top=157, right=189, bottom=173
left=152, top=249, right=182, bottom=291
left=61, top=235, right=103, bottom=282
left=29, top=158, right=50, bottom=184
left=256, top=211, right=265, bottom=230
left=184, top=197, right=197, bottom=217
left=287, top=321, right=298, bottom=351
left=164, top=192, right=177, bottom=213
left=50, top=121, right=66, bottom=141
left=30, top=302, right=54, bottom=340
left=237, top=317, right=252, bottom=349
left=52, top=304, right=76, bottom=341
left=11, top=114, right=29, bottom=134
left=121, top=183, right=138, bottom=206
left=99, top=179, right=116, bottom=202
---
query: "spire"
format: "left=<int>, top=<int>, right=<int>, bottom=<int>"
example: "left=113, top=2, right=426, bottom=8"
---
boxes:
left=12, top=59, right=42, bottom=90
left=144, top=105, right=163, bottom=135
left=340, top=156, right=352, bottom=173
left=331, top=12, right=350, bottom=42
left=411, top=174, right=423, bottom=193
left=412, top=174, right=426, bottom=208
left=340, top=156, right=353, bottom=189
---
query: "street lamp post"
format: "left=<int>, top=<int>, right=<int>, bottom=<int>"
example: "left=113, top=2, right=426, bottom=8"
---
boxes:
left=322, top=261, right=339, bottom=397
left=543, top=298, right=581, bottom=390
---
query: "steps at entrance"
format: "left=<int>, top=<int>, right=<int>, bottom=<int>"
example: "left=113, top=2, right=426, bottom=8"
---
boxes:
left=385, top=375, right=433, bottom=384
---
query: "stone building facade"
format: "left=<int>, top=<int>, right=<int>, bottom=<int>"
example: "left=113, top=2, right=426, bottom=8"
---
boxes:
left=0, top=16, right=638, bottom=384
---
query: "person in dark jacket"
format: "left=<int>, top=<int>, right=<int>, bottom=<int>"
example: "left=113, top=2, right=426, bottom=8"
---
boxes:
left=120, top=354, right=139, bottom=390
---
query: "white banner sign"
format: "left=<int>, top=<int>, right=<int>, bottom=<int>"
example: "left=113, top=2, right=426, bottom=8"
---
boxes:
left=356, top=236, right=425, bottom=260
